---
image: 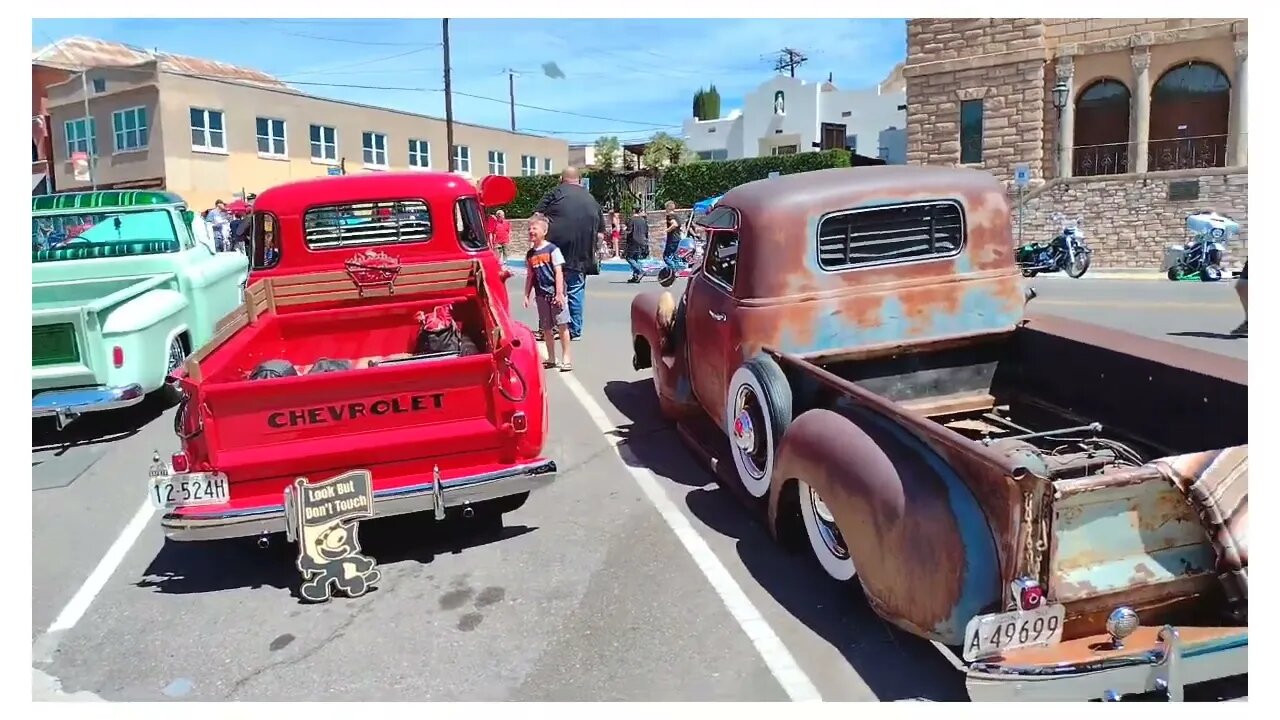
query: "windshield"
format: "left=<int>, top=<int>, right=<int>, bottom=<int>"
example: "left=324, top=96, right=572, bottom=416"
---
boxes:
left=32, top=209, right=180, bottom=260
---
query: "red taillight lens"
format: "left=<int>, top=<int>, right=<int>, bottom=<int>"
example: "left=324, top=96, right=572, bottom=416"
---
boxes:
left=112, top=346, right=124, bottom=368
left=1020, top=584, right=1045, bottom=610
left=510, top=411, right=528, bottom=433
left=170, top=452, right=190, bottom=473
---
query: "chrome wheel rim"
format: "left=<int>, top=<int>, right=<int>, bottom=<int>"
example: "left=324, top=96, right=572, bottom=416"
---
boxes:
left=808, top=485, right=849, bottom=560
left=731, top=385, right=767, bottom=479
left=167, top=338, right=185, bottom=374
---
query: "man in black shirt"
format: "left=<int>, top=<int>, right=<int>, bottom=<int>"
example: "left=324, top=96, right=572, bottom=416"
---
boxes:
left=533, top=167, right=603, bottom=339
left=625, top=207, right=650, bottom=283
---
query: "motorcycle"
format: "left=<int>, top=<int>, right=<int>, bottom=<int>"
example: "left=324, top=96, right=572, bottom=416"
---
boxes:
left=1016, top=213, right=1092, bottom=278
left=1168, top=210, right=1237, bottom=282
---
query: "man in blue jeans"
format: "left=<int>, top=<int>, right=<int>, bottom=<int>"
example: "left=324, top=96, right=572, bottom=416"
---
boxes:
left=661, top=201, right=684, bottom=273
left=534, top=167, right=603, bottom=340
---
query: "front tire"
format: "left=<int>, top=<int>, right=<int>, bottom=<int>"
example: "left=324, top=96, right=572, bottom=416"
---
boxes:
left=1201, top=264, right=1223, bottom=282
left=798, top=479, right=856, bottom=581
left=1168, top=266, right=1182, bottom=281
left=725, top=356, right=792, bottom=499
left=1065, top=252, right=1091, bottom=278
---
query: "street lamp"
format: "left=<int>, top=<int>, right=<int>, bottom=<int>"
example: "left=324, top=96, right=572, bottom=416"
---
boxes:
left=1052, top=80, right=1070, bottom=115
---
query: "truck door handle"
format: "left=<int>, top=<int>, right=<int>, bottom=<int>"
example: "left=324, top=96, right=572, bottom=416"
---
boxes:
left=708, top=310, right=726, bottom=322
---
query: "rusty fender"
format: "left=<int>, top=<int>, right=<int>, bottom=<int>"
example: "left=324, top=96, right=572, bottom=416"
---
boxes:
left=630, top=290, right=664, bottom=370
left=630, top=290, right=698, bottom=419
left=769, top=407, right=1001, bottom=645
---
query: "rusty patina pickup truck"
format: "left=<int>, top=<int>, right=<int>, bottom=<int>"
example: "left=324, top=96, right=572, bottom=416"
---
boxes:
left=631, top=166, right=1247, bottom=701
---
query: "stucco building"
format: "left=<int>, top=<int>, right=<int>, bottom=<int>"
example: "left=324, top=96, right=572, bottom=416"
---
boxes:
left=904, top=19, right=1247, bottom=267
left=33, top=37, right=568, bottom=211
left=682, top=68, right=906, bottom=163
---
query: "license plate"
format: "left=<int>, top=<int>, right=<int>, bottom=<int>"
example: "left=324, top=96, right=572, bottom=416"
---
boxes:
left=33, top=324, right=78, bottom=366
left=962, top=603, right=1065, bottom=661
left=149, top=472, right=230, bottom=510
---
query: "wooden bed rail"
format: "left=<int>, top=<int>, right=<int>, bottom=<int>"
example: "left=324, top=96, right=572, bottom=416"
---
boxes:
left=184, top=258, right=481, bottom=383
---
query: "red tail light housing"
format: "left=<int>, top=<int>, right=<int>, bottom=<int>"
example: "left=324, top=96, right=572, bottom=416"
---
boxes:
left=1012, top=577, right=1045, bottom=611
left=170, top=452, right=191, bottom=474
left=112, top=346, right=124, bottom=368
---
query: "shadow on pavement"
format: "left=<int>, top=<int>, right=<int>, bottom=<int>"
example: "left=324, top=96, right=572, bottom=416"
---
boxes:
left=1167, top=330, right=1246, bottom=341
left=32, top=392, right=171, bottom=452
left=136, top=513, right=536, bottom=601
left=601, top=377, right=966, bottom=701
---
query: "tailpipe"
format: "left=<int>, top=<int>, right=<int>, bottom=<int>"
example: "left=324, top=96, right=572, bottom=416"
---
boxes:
left=462, top=506, right=475, bottom=519
left=257, top=535, right=270, bottom=550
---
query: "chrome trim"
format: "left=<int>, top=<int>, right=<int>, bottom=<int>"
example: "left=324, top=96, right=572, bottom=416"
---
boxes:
left=964, top=626, right=1247, bottom=702
left=161, top=459, right=557, bottom=542
left=33, top=383, right=146, bottom=429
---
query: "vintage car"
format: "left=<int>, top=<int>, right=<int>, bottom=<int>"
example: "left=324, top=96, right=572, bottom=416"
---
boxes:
left=151, top=171, right=554, bottom=543
left=631, top=166, right=1247, bottom=701
left=33, top=191, right=249, bottom=428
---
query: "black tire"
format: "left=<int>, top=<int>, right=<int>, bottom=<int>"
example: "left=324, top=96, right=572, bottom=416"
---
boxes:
left=658, top=267, right=676, bottom=287
left=161, top=335, right=189, bottom=405
left=1201, top=265, right=1223, bottom=282
left=1065, top=252, right=1091, bottom=279
left=1167, top=266, right=1181, bottom=281
left=725, top=355, right=793, bottom=499
left=1020, top=267, right=1037, bottom=278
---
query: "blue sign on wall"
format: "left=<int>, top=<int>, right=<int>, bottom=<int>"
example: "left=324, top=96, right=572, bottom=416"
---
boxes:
left=327, top=166, right=342, bottom=176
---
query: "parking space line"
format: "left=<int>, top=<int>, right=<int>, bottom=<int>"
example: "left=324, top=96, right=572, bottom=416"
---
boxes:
left=541, top=346, right=822, bottom=702
left=46, top=498, right=155, bottom=633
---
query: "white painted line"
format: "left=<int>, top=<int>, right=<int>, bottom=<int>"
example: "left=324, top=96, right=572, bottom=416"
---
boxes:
left=541, top=345, right=823, bottom=702
left=46, top=498, right=155, bottom=633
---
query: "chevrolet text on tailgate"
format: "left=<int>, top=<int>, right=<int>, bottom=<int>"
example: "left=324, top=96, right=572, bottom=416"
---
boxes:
left=631, top=166, right=1247, bottom=701
left=151, top=171, right=555, bottom=543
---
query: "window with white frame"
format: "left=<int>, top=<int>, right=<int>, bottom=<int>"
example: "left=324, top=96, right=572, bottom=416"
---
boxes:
left=452, top=145, right=471, bottom=173
left=409, top=139, right=430, bottom=168
left=363, top=131, right=388, bottom=167
left=310, top=124, right=337, bottom=162
left=256, top=117, right=287, bottom=157
left=544, top=157, right=553, bottom=174
left=64, top=117, right=97, bottom=157
left=488, top=150, right=506, bottom=175
left=521, top=154, right=537, bottom=176
left=190, top=108, right=225, bottom=151
left=111, top=107, right=149, bottom=152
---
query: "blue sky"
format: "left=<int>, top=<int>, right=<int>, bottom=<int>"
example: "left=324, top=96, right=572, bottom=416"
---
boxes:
left=32, top=18, right=906, bottom=144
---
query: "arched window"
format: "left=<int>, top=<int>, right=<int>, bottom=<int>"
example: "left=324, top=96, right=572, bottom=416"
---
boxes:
left=1073, top=79, right=1131, bottom=176
left=1149, top=61, right=1231, bottom=170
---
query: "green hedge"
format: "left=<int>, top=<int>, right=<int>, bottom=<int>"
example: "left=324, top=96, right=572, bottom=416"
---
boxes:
left=655, top=149, right=851, bottom=207
left=507, top=175, right=562, bottom=218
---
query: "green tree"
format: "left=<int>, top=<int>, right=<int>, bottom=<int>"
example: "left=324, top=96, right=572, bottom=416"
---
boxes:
left=644, top=131, right=693, bottom=168
left=704, top=84, right=721, bottom=120
left=692, top=88, right=705, bottom=120
left=593, top=135, right=621, bottom=171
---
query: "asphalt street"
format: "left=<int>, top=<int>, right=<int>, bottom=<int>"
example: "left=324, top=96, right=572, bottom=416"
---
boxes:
left=31, top=273, right=1247, bottom=701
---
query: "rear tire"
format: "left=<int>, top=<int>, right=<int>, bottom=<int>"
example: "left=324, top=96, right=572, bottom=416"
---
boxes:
left=725, top=356, right=793, bottom=499
left=161, top=335, right=188, bottom=405
left=798, top=479, right=856, bottom=582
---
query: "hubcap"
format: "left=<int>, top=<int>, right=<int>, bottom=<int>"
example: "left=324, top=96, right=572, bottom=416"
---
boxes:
left=167, top=339, right=185, bottom=374
left=731, top=385, right=768, bottom=479
left=808, top=486, right=849, bottom=560
left=732, top=409, right=756, bottom=453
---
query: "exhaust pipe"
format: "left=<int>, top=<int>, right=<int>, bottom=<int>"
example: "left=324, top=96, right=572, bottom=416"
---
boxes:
left=462, top=506, right=475, bottom=519
left=257, top=535, right=270, bottom=550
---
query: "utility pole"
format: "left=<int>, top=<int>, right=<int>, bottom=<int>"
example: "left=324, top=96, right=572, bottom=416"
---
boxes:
left=773, top=48, right=808, bottom=78
left=442, top=18, right=456, bottom=171
left=507, top=69, right=516, bottom=132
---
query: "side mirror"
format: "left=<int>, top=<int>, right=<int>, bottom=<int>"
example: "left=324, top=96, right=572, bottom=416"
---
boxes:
left=479, top=175, right=517, bottom=207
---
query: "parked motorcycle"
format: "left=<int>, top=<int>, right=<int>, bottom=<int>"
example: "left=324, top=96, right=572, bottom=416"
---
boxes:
left=1167, top=210, right=1238, bottom=282
left=1016, top=213, right=1091, bottom=278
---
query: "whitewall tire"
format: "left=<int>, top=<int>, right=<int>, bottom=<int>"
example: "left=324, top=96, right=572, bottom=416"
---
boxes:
left=725, top=357, right=792, bottom=499
left=798, top=479, right=856, bottom=582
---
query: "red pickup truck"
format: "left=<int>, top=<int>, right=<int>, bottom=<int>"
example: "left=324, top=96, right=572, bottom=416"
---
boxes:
left=150, top=172, right=555, bottom=543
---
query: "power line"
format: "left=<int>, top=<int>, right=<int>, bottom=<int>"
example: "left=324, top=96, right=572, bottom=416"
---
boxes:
left=773, top=47, right=808, bottom=77
left=521, top=125, right=680, bottom=136
left=277, top=46, right=438, bottom=78
left=449, top=90, right=665, bottom=127
left=233, top=20, right=438, bottom=47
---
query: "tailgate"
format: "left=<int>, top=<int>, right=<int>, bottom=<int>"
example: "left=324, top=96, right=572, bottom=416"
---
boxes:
left=200, top=354, right=500, bottom=482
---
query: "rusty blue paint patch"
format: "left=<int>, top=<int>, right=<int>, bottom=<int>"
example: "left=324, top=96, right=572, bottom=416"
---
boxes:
left=856, top=407, right=1000, bottom=644
left=773, top=285, right=1022, bottom=357
left=1050, top=478, right=1215, bottom=603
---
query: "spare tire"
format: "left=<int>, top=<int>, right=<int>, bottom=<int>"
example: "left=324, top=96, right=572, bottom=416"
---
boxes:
left=249, top=359, right=298, bottom=380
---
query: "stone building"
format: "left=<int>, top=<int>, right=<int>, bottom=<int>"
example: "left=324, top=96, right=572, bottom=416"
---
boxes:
left=904, top=19, right=1248, bottom=268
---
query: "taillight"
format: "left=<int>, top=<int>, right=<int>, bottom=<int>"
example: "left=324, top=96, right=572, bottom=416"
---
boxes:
left=170, top=452, right=191, bottom=474
left=510, top=411, right=527, bottom=433
left=112, top=346, right=124, bottom=368
left=1011, top=577, right=1045, bottom=611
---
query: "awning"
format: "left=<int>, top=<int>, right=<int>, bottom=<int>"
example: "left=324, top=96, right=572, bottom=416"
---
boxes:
left=32, top=173, right=48, bottom=194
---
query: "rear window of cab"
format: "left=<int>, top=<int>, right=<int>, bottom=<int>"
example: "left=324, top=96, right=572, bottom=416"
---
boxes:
left=302, top=199, right=433, bottom=250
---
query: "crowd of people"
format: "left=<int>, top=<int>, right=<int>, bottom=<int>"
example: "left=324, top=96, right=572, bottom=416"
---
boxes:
left=201, top=197, right=254, bottom=254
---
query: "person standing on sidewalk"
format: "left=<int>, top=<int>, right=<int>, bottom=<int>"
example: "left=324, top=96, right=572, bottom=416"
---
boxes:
left=662, top=201, right=682, bottom=272
left=533, top=167, right=603, bottom=340
left=625, top=206, right=650, bottom=283
left=487, top=209, right=511, bottom=263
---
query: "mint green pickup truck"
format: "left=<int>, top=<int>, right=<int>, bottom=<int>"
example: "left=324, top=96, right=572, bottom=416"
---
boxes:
left=32, top=191, right=248, bottom=428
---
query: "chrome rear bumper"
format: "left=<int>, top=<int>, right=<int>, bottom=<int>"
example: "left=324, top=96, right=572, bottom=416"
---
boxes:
left=33, top=384, right=146, bottom=429
left=963, top=625, right=1248, bottom=701
left=161, top=459, right=557, bottom=542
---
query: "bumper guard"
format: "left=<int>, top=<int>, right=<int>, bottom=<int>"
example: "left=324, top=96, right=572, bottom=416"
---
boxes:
left=33, top=384, right=146, bottom=429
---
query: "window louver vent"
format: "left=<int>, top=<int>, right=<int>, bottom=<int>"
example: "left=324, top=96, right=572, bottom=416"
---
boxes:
left=817, top=201, right=965, bottom=271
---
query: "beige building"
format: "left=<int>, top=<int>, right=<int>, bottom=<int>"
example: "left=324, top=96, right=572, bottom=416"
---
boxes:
left=904, top=19, right=1248, bottom=268
left=35, top=37, right=568, bottom=210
